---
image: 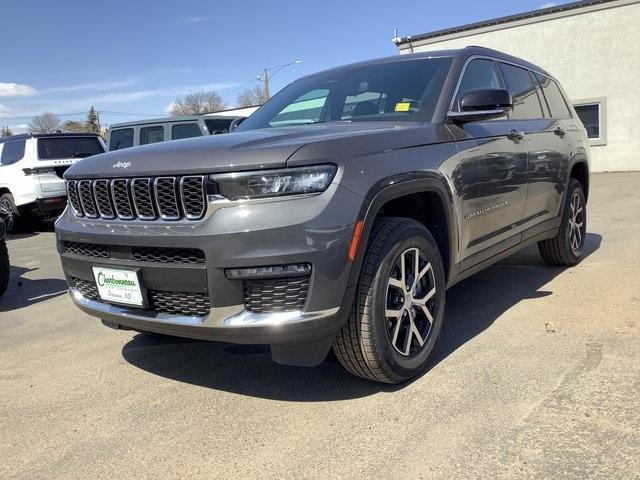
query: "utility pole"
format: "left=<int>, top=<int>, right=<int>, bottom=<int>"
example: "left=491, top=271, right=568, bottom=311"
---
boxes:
left=262, top=67, right=270, bottom=103
left=258, top=60, right=302, bottom=104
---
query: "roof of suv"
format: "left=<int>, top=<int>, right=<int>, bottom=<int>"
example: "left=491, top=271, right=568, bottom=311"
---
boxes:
left=0, top=132, right=102, bottom=144
left=300, top=46, right=550, bottom=79
left=109, top=114, right=243, bottom=130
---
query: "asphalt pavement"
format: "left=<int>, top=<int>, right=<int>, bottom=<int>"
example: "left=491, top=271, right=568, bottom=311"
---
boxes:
left=1, top=172, right=638, bottom=479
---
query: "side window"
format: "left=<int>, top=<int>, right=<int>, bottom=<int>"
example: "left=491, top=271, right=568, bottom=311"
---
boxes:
left=536, top=74, right=571, bottom=119
left=172, top=123, right=203, bottom=140
left=204, top=119, right=233, bottom=134
left=269, top=88, right=329, bottom=127
left=0, top=140, right=26, bottom=166
left=454, top=59, right=503, bottom=110
left=140, top=126, right=165, bottom=145
left=499, top=63, right=544, bottom=120
left=109, top=128, right=134, bottom=151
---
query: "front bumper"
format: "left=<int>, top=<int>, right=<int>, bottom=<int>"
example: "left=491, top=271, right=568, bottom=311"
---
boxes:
left=55, top=183, right=363, bottom=346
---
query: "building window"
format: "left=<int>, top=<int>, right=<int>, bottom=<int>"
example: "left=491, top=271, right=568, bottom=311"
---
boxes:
left=573, top=98, right=607, bottom=146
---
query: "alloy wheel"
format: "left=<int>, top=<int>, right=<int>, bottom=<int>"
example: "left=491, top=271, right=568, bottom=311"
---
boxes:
left=568, top=191, right=585, bottom=253
left=385, top=247, right=437, bottom=357
left=0, top=198, right=14, bottom=232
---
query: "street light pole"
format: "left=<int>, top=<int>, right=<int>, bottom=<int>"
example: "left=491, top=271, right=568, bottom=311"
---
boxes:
left=259, top=60, right=302, bottom=103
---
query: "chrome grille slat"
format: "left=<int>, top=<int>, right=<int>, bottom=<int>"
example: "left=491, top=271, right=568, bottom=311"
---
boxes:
left=93, top=180, right=115, bottom=219
left=131, top=178, right=156, bottom=220
left=180, top=176, right=206, bottom=220
left=154, top=177, right=181, bottom=220
left=78, top=180, right=98, bottom=218
left=66, top=180, right=83, bottom=217
left=111, top=179, right=135, bottom=220
left=68, top=175, right=207, bottom=222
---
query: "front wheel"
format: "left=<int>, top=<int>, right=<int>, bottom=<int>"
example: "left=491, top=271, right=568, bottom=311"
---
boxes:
left=333, top=217, right=446, bottom=384
left=538, top=179, right=587, bottom=266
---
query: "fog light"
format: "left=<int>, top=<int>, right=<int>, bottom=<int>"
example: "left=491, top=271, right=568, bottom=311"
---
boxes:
left=225, top=263, right=311, bottom=280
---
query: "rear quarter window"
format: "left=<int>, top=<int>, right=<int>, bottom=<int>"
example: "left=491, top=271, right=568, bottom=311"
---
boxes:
left=38, top=137, right=104, bottom=160
left=204, top=119, right=233, bottom=134
left=172, top=123, right=203, bottom=140
left=536, top=74, right=572, bottom=119
left=0, top=140, right=26, bottom=166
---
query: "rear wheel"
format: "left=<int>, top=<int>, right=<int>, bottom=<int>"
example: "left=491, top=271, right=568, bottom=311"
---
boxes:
left=0, top=239, right=9, bottom=298
left=333, top=217, right=446, bottom=384
left=538, top=179, right=587, bottom=266
left=0, top=193, right=18, bottom=234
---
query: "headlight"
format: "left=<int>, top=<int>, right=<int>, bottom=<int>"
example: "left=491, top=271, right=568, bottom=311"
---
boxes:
left=210, top=165, right=336, bottom=201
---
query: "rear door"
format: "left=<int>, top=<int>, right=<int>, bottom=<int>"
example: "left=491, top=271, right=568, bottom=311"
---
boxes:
left=447, top=58, right=528, bottom=265
left=519, top=73, right=576, bottom=229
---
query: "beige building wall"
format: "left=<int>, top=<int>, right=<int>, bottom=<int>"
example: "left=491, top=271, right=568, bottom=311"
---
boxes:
left=398, top=0, right=640, bottom=172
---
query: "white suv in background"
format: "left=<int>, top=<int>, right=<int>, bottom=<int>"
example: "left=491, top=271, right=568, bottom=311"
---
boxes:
left=0, top=133, right=105, bottom=231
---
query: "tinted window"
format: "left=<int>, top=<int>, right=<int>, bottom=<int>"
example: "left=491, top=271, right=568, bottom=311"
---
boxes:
left=172, top=123, right=203, bottom=140
left=270, top=89, right=329, bottom=126
left=454, top=59, right=503, bottom=109
left=574, top=104, right=599, bottom=138
left=238, top=57, right=453, bottom=130
left=536, top=74, right=571, bottom=118
left=499, top=63, right=543, bottom=119
left=37, top=137, right=104, bottom=160
left=140, top=126, right=164, bottom=145
left=204, top=119, right=233, bottom=135
left=0, top=140, right=26, bottom=166
left=109, top=128, right=134, bottom=151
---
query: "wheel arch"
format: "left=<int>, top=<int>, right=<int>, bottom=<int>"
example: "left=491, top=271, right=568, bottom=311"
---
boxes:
left=569, top=160, right=589, bottom=202
left=347, top=172, right=458, bottom=287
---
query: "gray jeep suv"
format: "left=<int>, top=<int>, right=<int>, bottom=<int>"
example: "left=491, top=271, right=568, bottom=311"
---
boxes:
left=56, top=47, right=590, bottom=383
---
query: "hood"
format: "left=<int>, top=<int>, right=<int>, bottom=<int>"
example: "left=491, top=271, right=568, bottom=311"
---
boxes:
left=65, top=122, right=443, bottom=179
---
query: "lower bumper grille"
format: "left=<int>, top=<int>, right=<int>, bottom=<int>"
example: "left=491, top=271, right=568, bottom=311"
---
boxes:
left=70, top=277, right=211, bottom=317
left=243, top=277, right=309, bottom=313
left=62, top=241, right=205, bottom=265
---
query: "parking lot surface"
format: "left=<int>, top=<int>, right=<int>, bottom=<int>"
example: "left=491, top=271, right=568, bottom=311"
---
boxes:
left=1, top=172, right=639, bottom=479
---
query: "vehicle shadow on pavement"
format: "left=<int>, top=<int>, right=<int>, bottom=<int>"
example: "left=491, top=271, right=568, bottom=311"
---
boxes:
left=121, top=233, right=602, bottom=401
left=0, top=265, right=68, bottom=312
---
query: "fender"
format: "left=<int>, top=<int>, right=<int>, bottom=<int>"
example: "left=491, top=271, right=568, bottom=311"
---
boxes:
left=345, top=171, right=458, bottom=289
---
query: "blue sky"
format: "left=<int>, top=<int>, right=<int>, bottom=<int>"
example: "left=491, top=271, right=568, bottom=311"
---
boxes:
left=0, top=0, right=566, bottom=132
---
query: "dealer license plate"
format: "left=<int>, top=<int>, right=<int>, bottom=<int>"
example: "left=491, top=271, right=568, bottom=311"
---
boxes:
left=92, top=267, right=144, bottom=307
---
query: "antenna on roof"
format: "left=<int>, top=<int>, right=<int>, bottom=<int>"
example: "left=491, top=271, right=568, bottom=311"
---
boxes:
left=392, top=28, right=403, bottom=46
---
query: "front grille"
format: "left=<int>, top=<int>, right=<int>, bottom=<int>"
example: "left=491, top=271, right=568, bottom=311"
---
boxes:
left=63, top=241, right=109, bottom=259
left=62, top=241, right=205, bottom=265
left=70, top=277, right=211, bottom=317
left=72, top=277, right=99, bottom=300
left=66, top=175, right=206, bottom=221
left=244, top=277, right=310, bottom=313
left=149, top=290, right=211, bottom=317
left=78, top=180, right=98, bottom=218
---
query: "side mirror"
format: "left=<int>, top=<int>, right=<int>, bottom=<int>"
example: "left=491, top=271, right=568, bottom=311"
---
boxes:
left=229, top=117, right=247, bottom=132
left=447, top=88, right=513, bottom=122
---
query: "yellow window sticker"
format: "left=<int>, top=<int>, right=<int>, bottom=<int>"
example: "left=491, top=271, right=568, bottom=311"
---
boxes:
left=394, top=102, right=411, bottom=112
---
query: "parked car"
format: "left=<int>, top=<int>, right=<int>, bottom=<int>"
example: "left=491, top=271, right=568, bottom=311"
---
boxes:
left=0, top=132, right=105, bottom=232
left=107, top=108, right=259, bottom=151
left=0, top=209, right=8, bottom=298
left=56, top=46, right=590, bottom=383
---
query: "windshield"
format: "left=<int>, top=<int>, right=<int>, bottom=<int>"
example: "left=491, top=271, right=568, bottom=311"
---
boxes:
left=238, top=57, right=452, bottom=131
left=37, top=137, right=104, bottom=160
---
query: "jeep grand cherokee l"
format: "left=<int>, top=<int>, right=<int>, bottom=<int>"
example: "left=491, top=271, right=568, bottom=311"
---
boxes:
left=56, top=47, right=590, bottom=383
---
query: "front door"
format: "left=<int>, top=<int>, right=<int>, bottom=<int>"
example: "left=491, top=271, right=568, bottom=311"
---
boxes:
left=445, top=58, right=529, bottom=265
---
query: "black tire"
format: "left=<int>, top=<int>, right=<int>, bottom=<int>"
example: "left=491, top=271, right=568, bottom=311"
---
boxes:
left=0, top=240, right=9, bottom=298
left=538, top=179, right=587, bottom=266
left=0, top=193, right=19, bottom=234
left=333, top=217, right=446, bottom=384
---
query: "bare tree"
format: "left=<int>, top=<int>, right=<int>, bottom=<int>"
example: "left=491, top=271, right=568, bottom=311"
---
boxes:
left=236, top=85, right=264, bottom=107
left=28, top=112, right=62, bottom=133
left=169, top=90, right=228, bottom=115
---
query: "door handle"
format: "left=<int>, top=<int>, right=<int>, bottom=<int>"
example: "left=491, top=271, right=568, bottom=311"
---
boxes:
left=554, top=127, right=566, bottom=137
left=507, top=130, right=525, bottom=142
